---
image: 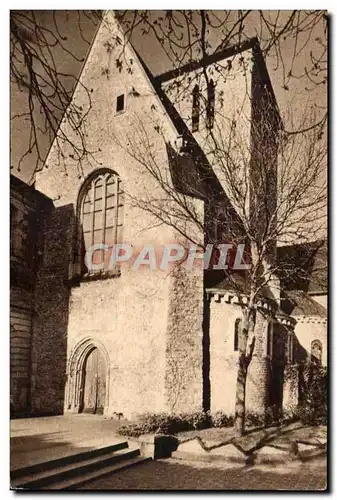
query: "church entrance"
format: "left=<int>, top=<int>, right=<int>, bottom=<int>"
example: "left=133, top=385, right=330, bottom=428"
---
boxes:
left=80, top=347, right=106, bottom=414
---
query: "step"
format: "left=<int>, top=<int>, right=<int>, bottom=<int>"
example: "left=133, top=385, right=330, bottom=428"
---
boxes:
left=12, top=447, right=140, bottom=490
left=11, top=441, right=128, bottom=479
left=52, top=456, right=152, bottom=490
left=172, top=450, right=247, bottom=464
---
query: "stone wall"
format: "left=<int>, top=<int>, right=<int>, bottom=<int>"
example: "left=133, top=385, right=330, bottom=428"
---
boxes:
left=293, top=316, right=327, bottom=366
left=10, top=176, right=53, bottom=416
left=245, top=310, right=270, bottom=415
left=208, top=290, right=282, bottom=417
left=30, top=204, right=73, bottom=415
left=33, top=12, right=205, bottom=418
left=165, top=265, right=204, bottom=413
left=162, top=48, right=252, bottom=211
left=208, top=292, right=243, bottom=414
left=283, top=365, right=299, bottom=411
left=10, top=290, right=34, bottom=415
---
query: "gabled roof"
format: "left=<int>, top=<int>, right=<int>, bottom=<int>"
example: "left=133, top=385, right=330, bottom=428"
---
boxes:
left=11, top=174, right=53, bottom=206
left=282, top=290, right=327, bottom=318
left=155, top=38, right=258, bottom=84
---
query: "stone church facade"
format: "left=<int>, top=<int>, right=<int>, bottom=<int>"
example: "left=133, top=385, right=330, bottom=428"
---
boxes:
left=10, top=11, right=327, bottom=420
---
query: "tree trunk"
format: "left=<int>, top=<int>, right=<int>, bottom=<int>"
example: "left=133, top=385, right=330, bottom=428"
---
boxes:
left=234, top=306, right=256, bottom=436
left=234, top=353, right=248, bottom=436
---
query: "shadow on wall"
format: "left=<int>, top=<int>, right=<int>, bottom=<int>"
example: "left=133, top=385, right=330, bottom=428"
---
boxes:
left=30, top=204, right=75, bottom=416
left=268, top=322, right=288, bottom=413
left=293, top=334, right=310, bottom=365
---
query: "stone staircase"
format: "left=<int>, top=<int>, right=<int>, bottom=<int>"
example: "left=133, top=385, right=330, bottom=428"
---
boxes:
left=11, top=441, right=150, bottom=490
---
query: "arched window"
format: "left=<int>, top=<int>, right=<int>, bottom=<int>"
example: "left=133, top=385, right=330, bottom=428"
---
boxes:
left=206, top=79, right=215, bottom=129
left=191, top=84, right=200, bottom=132
left=311, top=339, right=322, bottom=364
left=234, top=318, right=241, bottom=351
left=76, top=169, right=124, bottom=275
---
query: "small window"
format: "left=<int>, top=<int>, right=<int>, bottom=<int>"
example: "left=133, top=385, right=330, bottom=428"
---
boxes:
left=206, top=79, right=215, bottom=129
left=191, top=84, right=200, bottom=132
left=116, top=94, right=125, bottom=113
left=311, top=339, right=322, bottom=364
left=234, top=318, right=241, bottom=351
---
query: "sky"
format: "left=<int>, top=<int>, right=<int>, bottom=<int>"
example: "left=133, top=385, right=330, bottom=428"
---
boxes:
left=10, top=10, right=99, bottom=181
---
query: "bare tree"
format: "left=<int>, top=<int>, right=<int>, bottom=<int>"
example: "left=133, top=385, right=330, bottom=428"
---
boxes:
left=112, top=68, right=327, bottom=434
left=11, top=10, right=327, bottom=181
left=10, top=10, right=102, bottom=180
left=115, top=11, right=327, bottom=121
left=116, top=10, right=327, bottom=84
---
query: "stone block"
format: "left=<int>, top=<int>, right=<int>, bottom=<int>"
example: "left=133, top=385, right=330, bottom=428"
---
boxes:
left=178, top=438, right=208, bottom=454
left=253, top=445, right=292, bottom=464
left=129, top=434, right=179, bottom=459
left=297, top=442, right=324, bottom=459
left=209, top=443, right=246, bottom=463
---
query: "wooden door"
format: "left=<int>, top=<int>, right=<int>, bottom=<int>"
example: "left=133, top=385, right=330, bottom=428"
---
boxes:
left=82, top=348, right=106, bottom=414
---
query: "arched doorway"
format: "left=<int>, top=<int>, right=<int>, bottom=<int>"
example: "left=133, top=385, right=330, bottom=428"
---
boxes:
left=65, top=338, right=110, bottom=415
left=80, top=347, right=107, bottom=414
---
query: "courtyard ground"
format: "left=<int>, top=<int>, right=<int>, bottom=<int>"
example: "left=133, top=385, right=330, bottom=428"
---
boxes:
left=176, top=421, right=327, bottom=452
left=79, top=455, right=327, bottom=491
left=10, top=415, right=328, bottom=491
left=10, top=414, right=123, bottom=471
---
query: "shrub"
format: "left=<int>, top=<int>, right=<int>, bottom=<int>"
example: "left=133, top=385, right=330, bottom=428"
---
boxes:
left=179, top=411, right=211, bottom=430
left=295, top=400, right=327, bottom=426
left=279, top=364, right=327, bottom=426
left=116, top=411, right=212, bottom=437
left=245, top=412, right=265, bottom=428
left=211, top=411, right=234, bottom=428
left=265, top=405, right=282, bottom=426
left=298, top=364, right=327, bottom=425
left=117, top=423, right=146, bottom=437
left=281, top=405, right=299, bottom=424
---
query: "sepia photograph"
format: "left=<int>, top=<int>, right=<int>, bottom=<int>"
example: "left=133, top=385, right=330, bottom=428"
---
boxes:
left=10, top=9, right=328, bottom=491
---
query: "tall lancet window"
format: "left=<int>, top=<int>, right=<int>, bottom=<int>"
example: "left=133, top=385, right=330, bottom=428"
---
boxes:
left=191, top=84, right=200, bottom=132
left=76, top=169, right=124, bottom=275
left=311, top=339, right=322, bottom=364
left=234, top=318, right=241, bottom=352
left=206, top=79, right=215, bottom=129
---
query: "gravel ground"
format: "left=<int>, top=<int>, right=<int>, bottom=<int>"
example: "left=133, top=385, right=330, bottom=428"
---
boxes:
left=79, top=456, right=327, bottom=491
